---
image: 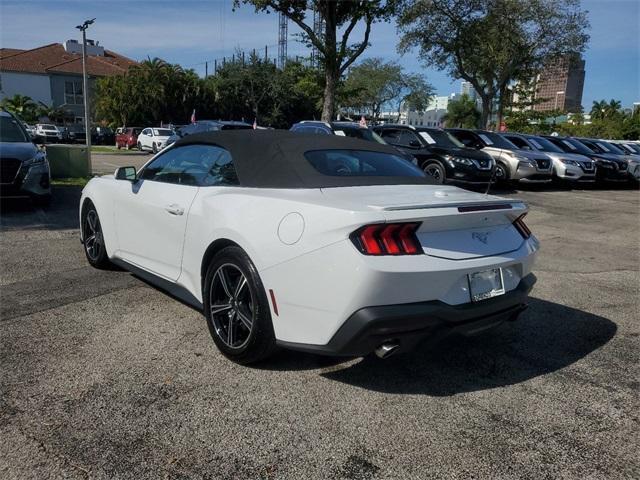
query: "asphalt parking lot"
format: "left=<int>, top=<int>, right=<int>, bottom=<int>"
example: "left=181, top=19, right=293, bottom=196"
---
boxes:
left=1, top=183, right=638, bottom=479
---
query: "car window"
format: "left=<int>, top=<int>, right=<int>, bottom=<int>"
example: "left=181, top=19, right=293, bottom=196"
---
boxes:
left=153, top=128, right=173, bottom=136
left=506, top=136, right=530, bottom=149
left=0, top=116, right=29, bottom=142
left=304, top=149, right=425, bottom=177
left=142, top=129, right=150, bottom=135
left=339, top=127, right=386, bottom=144
left=378, top=129, right=401, bottom=144
left=399, top=130, right=421, bottom=147
left=139, top=144, right=238, bottom=186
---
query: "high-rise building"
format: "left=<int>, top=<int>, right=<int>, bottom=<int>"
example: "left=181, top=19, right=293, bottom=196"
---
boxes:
left=460, top=81, right=477, bottom=100
left=533, top=55, right=585, bottom=113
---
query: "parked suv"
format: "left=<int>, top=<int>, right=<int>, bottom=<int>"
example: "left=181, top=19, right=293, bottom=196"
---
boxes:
left=165, top=120, right=252, bottom=147
left=34, top=124, right=62, bottom=143
left=0, top=111, right=51, bottom=206
left=116, top=127, right=142, bottom=150
left=501, top=133, right=596, bottom=183
left=372, top=124, right=494, bottom=183
left=137, top=127, right=174, bottom=153
left=542, top=136, right=629, bottom=183
left=448, top=129, right=553, bottom=183
left=91, top=126, right=115, bottom=146
left=67, top=124, right=86, bottom=144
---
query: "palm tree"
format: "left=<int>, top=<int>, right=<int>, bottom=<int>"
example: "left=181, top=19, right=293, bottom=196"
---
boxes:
left=1, top=94, right=39, bottom=122
left=590, top=100, right=608, bottom=120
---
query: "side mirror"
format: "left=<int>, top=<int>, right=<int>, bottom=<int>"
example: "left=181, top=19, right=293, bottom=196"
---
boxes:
left=409, top=140, right=421, bottom=148
left=115, top=166, right=137, bottom=181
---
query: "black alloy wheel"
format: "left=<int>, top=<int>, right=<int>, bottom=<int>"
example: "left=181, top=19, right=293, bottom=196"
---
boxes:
left=82, top=203, right=111, bottom=269
left=423, top=162, right=445, bottom=184
left=204, top=246, right=276, bottom=364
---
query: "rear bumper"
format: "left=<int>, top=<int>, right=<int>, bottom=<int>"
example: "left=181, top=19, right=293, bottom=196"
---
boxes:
left=278, top=273, right=536, bottom=357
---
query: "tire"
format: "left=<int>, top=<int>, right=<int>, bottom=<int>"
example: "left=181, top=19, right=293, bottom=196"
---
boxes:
left=81, top=202, right=112, bottom=269
left=152, top=143, right=158, bottom=154
left=203, top=246, right=277, bottom=364
left=137, top=141, right=143, bottom=151
left=423, top=162, right=446, bottom=184
left=494, top=162, right=509, bottom=184
left=117, top=143, right=121, bottom=150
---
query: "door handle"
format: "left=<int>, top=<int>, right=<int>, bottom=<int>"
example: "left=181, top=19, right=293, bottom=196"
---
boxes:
left=164, top=204, right=184, bottom=216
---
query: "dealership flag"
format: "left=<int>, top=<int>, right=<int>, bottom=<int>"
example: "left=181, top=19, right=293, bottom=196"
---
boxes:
left=359, top=115, right=367, bottom=127
left=190, top=109, right=196, bottom=124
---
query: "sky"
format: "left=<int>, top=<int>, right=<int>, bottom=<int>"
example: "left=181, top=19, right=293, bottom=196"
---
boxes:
left=1, top=0, right=638, bottom=109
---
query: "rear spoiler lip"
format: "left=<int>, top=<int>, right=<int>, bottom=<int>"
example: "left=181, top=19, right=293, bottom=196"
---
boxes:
left=375, top=200, right=525, bottom=212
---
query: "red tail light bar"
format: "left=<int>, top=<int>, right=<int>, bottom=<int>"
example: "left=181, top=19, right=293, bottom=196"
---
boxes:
left=513, top=213, right=531, bottom=239
left=351, top=222, right=422, bottom=256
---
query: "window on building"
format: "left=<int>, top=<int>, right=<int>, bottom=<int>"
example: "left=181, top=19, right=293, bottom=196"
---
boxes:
left=65, top=80, right=84, bottom=105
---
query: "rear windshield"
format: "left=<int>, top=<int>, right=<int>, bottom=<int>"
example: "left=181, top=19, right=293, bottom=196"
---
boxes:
left=526, top=136, right=564, bottom=153
left=220, top=124, right=252, bottom=130
left=478, top=131, right=516, bottom=149
left=596, top=141, right=624, bottom=155
left=304, top=149, right=425, bottom=177
left=335, top=127, right=386, bottom=144
left=562, top=138, right=595, bottom=154
left=418, top=129, right=465, bottom=148
left=0, top=116, right=30, bottom=142
left=154, top=128, right=173, bottom=136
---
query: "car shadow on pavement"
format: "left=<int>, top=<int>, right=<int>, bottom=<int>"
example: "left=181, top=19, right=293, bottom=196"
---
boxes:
left=262, top=298, right=617, bottom=395
left=0, top=186, right=81, bottom=230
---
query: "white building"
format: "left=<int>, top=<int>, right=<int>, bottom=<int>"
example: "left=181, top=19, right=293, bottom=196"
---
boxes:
left=460, top=81, right=477, bottom=100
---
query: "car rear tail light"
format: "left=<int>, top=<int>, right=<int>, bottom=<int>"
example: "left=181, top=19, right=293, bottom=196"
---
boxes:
left=351, top=223, right=422, bottom=255
left=513, top=213, right=531, bottom=239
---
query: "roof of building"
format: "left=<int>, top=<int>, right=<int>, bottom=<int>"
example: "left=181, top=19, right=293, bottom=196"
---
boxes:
left=0, top=43, right=136, bottom=77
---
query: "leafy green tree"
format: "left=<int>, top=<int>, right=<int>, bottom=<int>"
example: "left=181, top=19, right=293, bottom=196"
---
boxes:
left=1, top=94, right=39, bottom=123
left=342, top=58, right=433, bottom=122
left=590, top=99, right=622, bottom=121
left=235, top=0, right=397, bottom=121
left=397, top=0, right=590, bottom=128
left=442, top=94, right=480, bottom=128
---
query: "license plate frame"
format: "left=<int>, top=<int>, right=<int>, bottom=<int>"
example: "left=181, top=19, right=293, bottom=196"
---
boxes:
left=468, top=268, right=505, bottom=302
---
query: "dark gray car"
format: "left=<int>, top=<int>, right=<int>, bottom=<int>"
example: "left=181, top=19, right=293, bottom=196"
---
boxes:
left=0, top=110, right=51, bottom=206
left=165, top=120, right=253, bottom=147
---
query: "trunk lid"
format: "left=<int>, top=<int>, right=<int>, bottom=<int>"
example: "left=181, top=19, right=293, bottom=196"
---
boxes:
left=321, top=185, right=528, bottom=260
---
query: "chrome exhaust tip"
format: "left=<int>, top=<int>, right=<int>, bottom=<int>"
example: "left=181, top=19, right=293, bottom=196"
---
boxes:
left=374, top=342, right=400, bottom=359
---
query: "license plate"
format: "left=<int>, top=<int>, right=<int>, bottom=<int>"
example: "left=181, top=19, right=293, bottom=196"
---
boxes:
left=468, top=268, right=505, bottom=302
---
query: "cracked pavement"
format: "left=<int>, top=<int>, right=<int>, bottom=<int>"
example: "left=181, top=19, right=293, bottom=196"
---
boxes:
left=1, top=184, right=638, bottom=479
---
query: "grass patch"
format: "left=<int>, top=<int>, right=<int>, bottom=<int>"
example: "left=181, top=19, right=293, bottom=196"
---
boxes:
left=91, top=145, right=141, bottom=154
left=51, top=177, right=90, bottom=187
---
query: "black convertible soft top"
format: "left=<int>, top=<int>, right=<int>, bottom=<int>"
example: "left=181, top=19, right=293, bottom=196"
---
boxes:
left=173, top=129, right=435, bottom=188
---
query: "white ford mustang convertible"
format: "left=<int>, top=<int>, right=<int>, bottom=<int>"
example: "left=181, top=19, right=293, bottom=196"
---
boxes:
left=80, top=130, right=538, bottom=363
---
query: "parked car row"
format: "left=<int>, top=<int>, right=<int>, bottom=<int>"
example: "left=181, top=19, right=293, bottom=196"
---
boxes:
left=286, top=121, right=639, bottom=187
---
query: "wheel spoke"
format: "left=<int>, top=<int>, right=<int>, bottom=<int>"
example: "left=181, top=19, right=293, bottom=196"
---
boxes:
left=227, top=312, right=235, bottom=345
left=216, top=268, right=233, bottom=299
left=211, top=303, right=232, bottom=315
left=234, top=275, right=247, bottom=298
left=236, top=307, right=253, bottom=330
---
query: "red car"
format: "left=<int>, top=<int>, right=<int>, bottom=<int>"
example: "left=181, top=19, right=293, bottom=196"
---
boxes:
left=116, top=127, right=142, bottom=150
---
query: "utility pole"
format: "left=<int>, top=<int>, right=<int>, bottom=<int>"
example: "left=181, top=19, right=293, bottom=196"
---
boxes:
left=76, top=18, right=95, bottom=171
left=278, top=12, right=288, bottom=69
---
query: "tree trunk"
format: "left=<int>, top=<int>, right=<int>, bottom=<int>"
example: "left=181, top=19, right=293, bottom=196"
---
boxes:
left=496, top=85, right=508, bottom=131
left=322, top=67, right=337, bottom=121
left=479, top=94, right=492, bottom=129
left=320, top=2, right=338, bottom=122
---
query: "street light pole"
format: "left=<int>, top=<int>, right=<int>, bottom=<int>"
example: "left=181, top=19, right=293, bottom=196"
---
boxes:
left=76, top=18, right=95, bottom=171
